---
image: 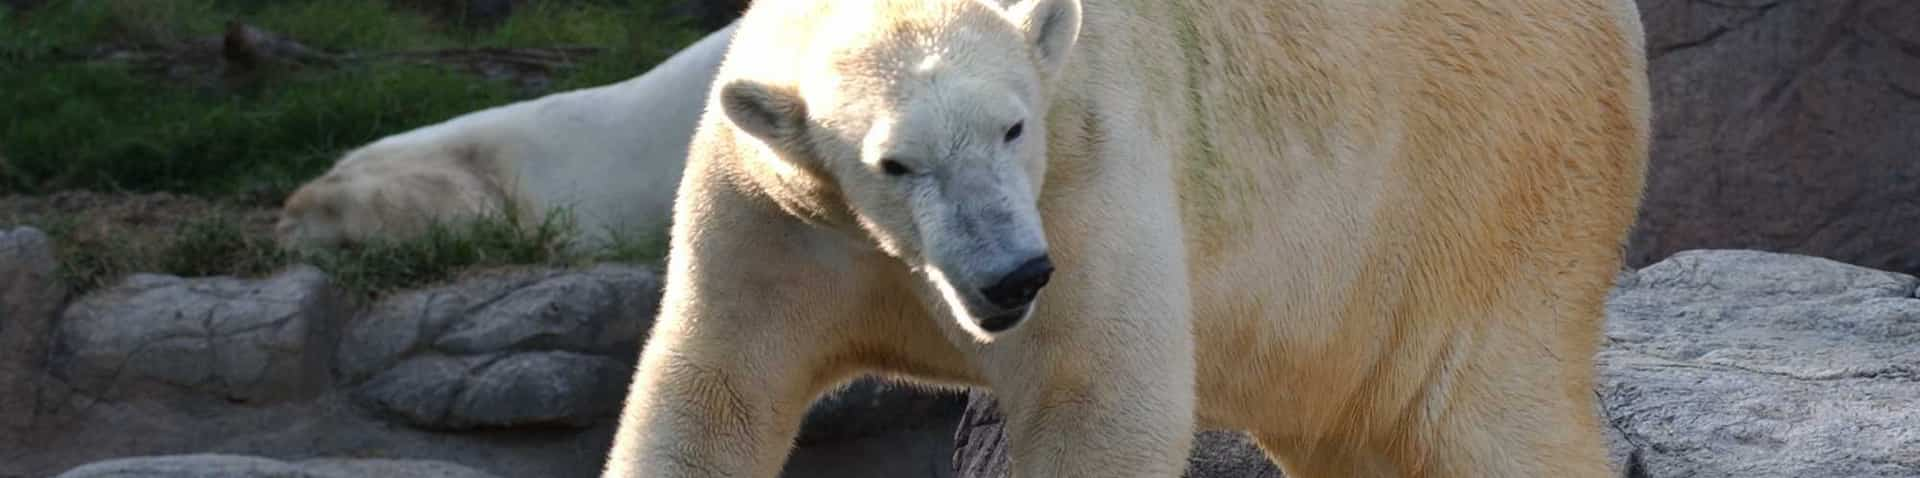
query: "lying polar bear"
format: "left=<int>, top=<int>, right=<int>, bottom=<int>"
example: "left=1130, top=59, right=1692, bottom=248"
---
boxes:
left=274, top=22, right=736, bottom=252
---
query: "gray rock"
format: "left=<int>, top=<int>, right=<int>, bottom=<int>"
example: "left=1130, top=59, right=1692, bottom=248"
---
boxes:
left=1181, top=432, right=1285, bottom=478
left=339, top=265, right=659, bottom=430
left=955, top=250, right=1920, bottom=477
left=351, top=355, right=477, bottom=427
left=53, top=454, right=298, bottom=478
left=798, top=377, right=969, bottom=446
left=333, top=273, right=532, bottom=386
left=0, top=226, right=62, bottom=341
left=51, top=266, right=346, bottom=404
left=447, top=351, right=630, bottom=429
left=1600, top=250, right=1920, bottom=477
left=336, top=265, right=657, bottom=384
left=432, top=268, right=655, bottom=356
left=52, top=454, right=502, bottom=478
left=1626, top=0, right=1920, bottom=275
left=1, top=227, right=65, bottom=437
left=951, top=391, right=1283, bottom=478
left=294, top=457, right=505, bottom=478
left=354, top=352, right=629, bottom=429
left=950, top=392, right=1008, bottom=478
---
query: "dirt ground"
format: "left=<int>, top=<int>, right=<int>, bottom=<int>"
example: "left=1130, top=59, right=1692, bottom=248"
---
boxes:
left=0, top=190, right=281, bottom=249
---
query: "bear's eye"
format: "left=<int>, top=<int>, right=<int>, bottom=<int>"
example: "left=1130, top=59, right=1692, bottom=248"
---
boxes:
left=1004, top=121, right=1024, bottom=143
left=879, top=158, right=913, bottom=177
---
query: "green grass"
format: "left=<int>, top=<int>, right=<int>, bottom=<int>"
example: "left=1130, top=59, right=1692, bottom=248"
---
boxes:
left=298, top=208, right=670, bottom=296
left=0, top=0, right=703, bottom=200
left=303, top=208, right=579, bottom=296
left=156, top=212, right=290, bottom=279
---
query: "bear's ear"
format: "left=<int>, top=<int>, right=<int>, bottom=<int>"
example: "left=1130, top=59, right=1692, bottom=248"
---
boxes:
left=720, top=79, right=809, bottom=149
left=1007, top=0, right=1081, bottom=79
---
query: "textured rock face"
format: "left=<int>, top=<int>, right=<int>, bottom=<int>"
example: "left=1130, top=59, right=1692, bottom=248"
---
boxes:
left=1627, top=0, right=1920, bottom=275
left=337, top=265, right=658, bottom=430
left=0, top=227, right=62, bottom=340
left=954, top=250, right=1920, bottom=478
left=52, top=266, right=346, bottom=404
left=0, top=227, right=65, bottom=441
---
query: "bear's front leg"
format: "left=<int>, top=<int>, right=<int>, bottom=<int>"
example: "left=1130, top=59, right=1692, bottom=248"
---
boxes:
left=600, top=302, right=814, bottom=478
left=976, top=165, right=1199, bottom=478
left=601, top=227, right=842, bottom=478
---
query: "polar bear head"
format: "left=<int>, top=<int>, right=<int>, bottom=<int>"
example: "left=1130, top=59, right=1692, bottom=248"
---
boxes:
left=721, top=0, right=1081, bottom=338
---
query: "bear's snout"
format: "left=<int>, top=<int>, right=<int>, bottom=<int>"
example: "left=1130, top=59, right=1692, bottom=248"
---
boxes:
left=981, top=255, right=1054, bottom=310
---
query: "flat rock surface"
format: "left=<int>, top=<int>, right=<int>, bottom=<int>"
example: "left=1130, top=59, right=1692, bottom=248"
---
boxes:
left=1599, top=250, right=1920, bottom=477
left=51, top=454, right=504, bottom=478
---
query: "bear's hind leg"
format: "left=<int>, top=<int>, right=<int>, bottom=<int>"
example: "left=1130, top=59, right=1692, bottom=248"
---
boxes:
left=1252, top=304, right=1614, bottom=478
left=1388, top=320, right=1614, bottom=478
left=1395, top=370, right=1615, bottom=478
left=1253, top=370, right=1613, bottom=478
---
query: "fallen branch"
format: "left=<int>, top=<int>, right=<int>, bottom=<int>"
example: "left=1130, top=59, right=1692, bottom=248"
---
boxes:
left=355, top=45, right=605, bottom=71
left=222, top=20, right=341, bottom=70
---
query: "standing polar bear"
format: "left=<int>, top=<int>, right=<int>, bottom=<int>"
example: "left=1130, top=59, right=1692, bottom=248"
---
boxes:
left=274, top=23, right=736, bottom=252
left=607, top=0, right=1649, bottom=476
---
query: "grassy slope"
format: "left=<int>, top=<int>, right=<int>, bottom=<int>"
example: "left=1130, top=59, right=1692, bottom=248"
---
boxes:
left=0, top=0, right=699, bottom=295
left=1, top=0, right=702, bottom=198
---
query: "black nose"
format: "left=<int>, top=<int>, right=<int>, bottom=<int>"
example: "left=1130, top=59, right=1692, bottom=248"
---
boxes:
left=981, top=256, right=1054, bottom=310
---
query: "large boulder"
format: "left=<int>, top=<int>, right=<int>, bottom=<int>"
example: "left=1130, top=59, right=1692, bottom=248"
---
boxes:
left=1600, top=250, right=1920, bottom=477
left=51, top=266, right=347, bottom=404
left=1627, top=0, right=1920, bottom=275
left=953, top=250, right=1920, bottom=477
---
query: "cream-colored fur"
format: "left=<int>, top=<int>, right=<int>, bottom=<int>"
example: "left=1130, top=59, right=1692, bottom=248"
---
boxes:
left=606, top=0, right=1649, bottom=477
left=275, top=23, right=736, bottom=251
